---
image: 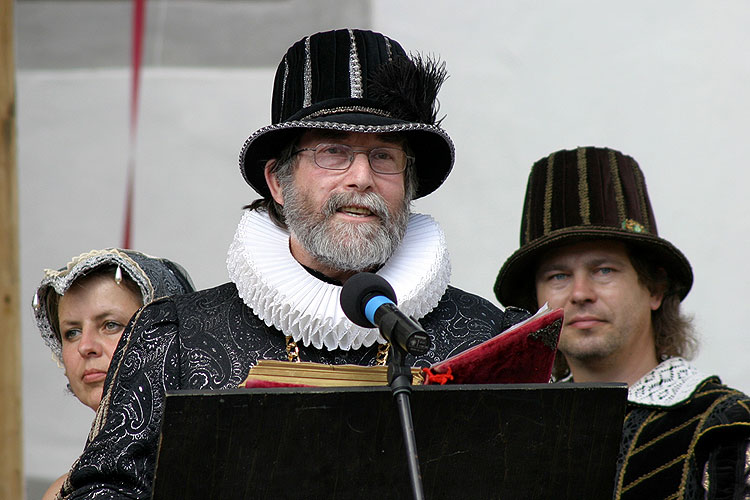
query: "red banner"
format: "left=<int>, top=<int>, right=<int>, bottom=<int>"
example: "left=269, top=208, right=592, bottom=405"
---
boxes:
left=122, top=0, right=146, bottom=249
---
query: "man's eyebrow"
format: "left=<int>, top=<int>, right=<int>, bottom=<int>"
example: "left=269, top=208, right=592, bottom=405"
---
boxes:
left=310, top=130, right=348, bottom=141
left=538, top=255, right=626, bottom=273
left=536, top=261, right=570, bottom=274
left=587, top=256, right=626, bottom=267
left=377, top=134, right=405, bottom=145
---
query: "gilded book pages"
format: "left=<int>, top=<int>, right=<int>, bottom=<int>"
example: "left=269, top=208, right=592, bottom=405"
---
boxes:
left=241, top=359, right=425, bottom=387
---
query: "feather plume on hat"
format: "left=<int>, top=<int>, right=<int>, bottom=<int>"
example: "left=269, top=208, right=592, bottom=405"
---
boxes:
left=369, top=54, right=448, bottom=126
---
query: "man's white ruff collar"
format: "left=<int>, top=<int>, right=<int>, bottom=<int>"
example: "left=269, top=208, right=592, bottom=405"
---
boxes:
left=227, top=209, right=451, bottom=351
left=628, top=357, right=713, bottom=407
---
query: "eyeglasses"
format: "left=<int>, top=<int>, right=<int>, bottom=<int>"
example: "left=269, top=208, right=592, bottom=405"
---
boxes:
left=292, top=143, right=414, bottom=175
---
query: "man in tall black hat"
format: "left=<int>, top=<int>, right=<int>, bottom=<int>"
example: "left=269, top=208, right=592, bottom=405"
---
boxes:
left=60, top=29, right=527, bottom=499
left=495, top=147, right=750, bottom=500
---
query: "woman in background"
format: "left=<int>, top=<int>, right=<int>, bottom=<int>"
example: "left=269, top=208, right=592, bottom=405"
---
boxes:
left=32, top=248, right=195, bottom=499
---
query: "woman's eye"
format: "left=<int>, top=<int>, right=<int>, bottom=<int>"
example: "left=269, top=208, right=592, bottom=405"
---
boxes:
left=104, top=321, right=124, bottom=333
left=63, top=329, right=81, bottom=342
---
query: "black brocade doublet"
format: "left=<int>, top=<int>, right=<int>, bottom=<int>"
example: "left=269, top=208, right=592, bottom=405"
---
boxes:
left=614, top=379, right=750, bottom=500
left=64, top=282, right=523, bottom=499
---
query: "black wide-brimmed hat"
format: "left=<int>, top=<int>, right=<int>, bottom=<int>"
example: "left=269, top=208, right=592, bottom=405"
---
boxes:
left=494, top=147, right=693, bottom=312
left=239, top=28, right=454, bottom=199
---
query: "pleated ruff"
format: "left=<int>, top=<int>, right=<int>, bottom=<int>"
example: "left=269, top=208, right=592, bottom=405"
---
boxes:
left=227, top=209, right=450, bottom=351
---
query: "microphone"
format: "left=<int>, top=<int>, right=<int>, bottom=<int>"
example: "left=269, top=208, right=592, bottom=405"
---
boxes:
left=340, top=272, right=431, bottom=356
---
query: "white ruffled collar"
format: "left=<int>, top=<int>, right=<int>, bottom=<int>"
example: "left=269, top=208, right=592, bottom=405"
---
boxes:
left=627, top=357, right=713, bottom=407
left=226, top=209, right=451, bottom=351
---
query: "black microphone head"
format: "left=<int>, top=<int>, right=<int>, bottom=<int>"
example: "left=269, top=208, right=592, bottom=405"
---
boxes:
left=340, top=272, right=398, bottom=328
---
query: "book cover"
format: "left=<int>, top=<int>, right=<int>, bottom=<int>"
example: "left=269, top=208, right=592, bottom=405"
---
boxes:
left=422, top=305, right=562, bottom=385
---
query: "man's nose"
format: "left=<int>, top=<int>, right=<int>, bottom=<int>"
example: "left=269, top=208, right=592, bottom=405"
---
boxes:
left=344, top=151, right=375, bottom=189
left=570, top=275, right=596, bottom=304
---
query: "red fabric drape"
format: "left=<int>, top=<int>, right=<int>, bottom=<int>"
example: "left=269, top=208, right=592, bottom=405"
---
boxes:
left=122, top=0, right=146, bottom=249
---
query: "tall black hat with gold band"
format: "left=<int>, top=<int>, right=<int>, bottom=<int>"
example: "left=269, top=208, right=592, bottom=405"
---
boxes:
left=494, top=147, right=693, bottom=312
left=239, top=28, right=452, bottom=200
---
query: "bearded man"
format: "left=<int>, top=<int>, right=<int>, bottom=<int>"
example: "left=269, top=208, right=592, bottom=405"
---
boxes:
left=59, top=29, right=526, bottom=499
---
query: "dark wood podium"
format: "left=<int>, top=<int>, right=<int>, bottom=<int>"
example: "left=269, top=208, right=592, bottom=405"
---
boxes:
left=152, top=383, right=627, bottom=500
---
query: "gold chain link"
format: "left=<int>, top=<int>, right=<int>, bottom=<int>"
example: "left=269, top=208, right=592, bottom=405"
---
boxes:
left=285, top=336, right=300, bottom=362
left=375, top=342, right=390, bottom=366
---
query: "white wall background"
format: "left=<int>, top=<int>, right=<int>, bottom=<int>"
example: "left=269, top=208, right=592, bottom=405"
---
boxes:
left=18, top=0, right=750, bottom=493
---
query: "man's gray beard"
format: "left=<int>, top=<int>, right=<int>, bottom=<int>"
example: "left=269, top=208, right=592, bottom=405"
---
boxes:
left=282, top=186, right=410, bottom=273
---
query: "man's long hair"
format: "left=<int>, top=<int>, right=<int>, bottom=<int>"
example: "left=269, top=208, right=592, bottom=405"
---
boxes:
left=551, top=244, right=698, bottom=381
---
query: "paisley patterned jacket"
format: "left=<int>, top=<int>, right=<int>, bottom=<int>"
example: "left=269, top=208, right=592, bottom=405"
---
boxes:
left=61, top=282, right=527, bottom=499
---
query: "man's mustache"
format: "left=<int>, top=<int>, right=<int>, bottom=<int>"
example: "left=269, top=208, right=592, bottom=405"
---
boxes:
left=322, top=192, right=390, bottom=220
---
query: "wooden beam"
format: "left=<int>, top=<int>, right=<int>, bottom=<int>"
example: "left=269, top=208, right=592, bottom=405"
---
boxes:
left=0, top=0, right=23, bottom=497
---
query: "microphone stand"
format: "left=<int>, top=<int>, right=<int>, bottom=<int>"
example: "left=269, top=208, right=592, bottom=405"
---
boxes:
left=387, top=343, right=425, bottom=500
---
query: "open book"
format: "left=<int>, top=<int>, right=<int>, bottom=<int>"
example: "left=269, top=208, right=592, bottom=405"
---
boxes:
left=241, top=306, right=562, bottom=388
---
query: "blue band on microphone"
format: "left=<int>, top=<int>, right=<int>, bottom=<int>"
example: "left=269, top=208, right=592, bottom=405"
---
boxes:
left=364, top=295, right=393, bottom=326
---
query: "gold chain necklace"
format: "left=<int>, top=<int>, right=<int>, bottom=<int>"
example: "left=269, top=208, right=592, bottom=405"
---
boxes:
left=285, top=336, right=390, bottom=366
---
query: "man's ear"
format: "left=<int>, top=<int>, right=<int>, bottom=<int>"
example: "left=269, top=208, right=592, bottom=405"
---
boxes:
left=650, top=288, right=665, bottom=311
left=264, top=159, right=284, bottom=205
left=649, top=268, right=668, bottom=311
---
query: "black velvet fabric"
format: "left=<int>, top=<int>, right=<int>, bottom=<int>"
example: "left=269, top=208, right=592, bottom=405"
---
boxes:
left=614, top=378, right=750, bottom=500
left=272, top=30, right=406, bottom=124
left=61, top=282, right=526, bottom=499
left=520, top=148, right=656, bottom=249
